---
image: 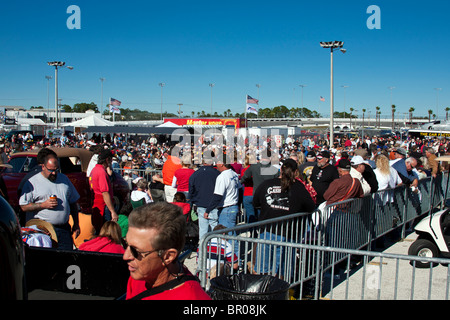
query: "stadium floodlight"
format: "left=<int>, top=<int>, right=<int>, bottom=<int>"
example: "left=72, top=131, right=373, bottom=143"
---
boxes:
left=47, top=61, right=65, bottom=67
left=47, top=61, right=73, bottom=128
left=320, top=41, right=346, bottom=146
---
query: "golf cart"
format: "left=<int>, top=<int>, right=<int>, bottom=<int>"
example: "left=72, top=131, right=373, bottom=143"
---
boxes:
left=408, top=155, right=450, bottom=268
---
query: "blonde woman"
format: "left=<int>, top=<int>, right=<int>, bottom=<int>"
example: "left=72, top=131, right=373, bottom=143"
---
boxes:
left=374, top=154, right=402, bottom=191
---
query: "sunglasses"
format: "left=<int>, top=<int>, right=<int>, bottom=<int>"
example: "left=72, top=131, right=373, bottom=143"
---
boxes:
left=44, top=165, right=59, bottom=173
left=316, top=156, right=324, bottom=160
left=124, top=240, right=161, bottom=259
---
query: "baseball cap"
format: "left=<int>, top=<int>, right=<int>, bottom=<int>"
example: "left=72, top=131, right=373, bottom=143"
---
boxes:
left=395, top=147, right=407, bottom=156
left=338, top=159, right=351, bottom=170
left=318, top=151, right=330, bottom=159
left=350, top=155, right=367, bottom=166
left=306, top=151, right=316, bottom=158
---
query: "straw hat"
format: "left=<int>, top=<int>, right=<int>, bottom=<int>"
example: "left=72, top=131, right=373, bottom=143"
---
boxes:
left=25, top=219, right=58, bottom=244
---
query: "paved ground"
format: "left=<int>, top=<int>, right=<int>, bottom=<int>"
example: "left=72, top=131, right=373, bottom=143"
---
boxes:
left=322, top=232, right=450, bottom=300
left=183, top=230, right=450, bottom=300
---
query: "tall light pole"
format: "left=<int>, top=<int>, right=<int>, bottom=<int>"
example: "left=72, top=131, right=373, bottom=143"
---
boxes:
left=159, top=83, right=165, bottom=120
left=177, top=103, right=183, bottom=118
left=320, top=41, right=346, bottom=146
left=298, top=84, right=306, bottom=109
left=256, top=84, right=261, bottom=118
left=435, top=88, right=442, bottom=119
left=299, top=84, right=306, bottom=108
left=209, top=83, right=215, bottom=115
left=100, top=77, right=105, bottom=118
left=47, top=61, right=73, bottom=128
left=45, top=75, right=52, bottom=110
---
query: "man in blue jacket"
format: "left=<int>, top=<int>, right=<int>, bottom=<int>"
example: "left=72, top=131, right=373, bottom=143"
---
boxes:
left=188, top=154, right=220, bottom=240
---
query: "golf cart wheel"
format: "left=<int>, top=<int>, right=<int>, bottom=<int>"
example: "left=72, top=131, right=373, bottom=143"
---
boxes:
left=408, top=239, right=439, bottom=268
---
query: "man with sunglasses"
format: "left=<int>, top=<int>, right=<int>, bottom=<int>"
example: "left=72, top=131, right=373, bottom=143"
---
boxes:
left=310, top=150, right=339, bottom=206
left=124, top=202, right=211, bottom=300
left=19, top=153, right=80, bottom=250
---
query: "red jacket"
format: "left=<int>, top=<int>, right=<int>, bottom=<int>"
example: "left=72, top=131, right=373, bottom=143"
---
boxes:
left=79, top=236, right=125, bottom=254
left=173, top=202, right=190, bottom=215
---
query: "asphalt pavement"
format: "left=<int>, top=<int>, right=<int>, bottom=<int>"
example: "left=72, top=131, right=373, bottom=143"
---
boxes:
left=322, top=231, right=450, bottom=300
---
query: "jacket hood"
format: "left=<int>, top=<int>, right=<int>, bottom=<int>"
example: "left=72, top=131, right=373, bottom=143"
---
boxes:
left=79, top=236, right=125, bottom=254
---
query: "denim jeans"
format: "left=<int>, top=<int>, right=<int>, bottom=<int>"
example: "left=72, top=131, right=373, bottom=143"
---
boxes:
left=54, top=224, right=74, bottom=250
left=197, top=207, right=219, bottom=240
left=218, top=205, right=239, bottom=230
left=243, top=196, right=257, bottom=224
left=254, top=231, right=294, bottom=275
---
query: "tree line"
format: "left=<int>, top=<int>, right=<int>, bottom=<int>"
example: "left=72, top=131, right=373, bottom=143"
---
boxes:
left=31, top=102, right=449, bottom=121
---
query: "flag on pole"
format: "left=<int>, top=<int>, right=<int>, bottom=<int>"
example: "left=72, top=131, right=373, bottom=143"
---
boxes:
left=109, top=105, right=121, bottom=114
left=246, top=95, right=259, bottom=105
left=110, top=98, right=121, bottom=106
left=320, top=96, right=325, bottom=102
left=246, top=104, right=258, bottom=115
left=109, top=98, right=121, bottom=114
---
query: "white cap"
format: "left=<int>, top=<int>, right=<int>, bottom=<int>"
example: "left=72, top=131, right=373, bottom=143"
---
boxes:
left=350, top=155, right=367, bottom=166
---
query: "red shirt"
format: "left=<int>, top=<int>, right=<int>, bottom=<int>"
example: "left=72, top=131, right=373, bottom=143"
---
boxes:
left=89, top=164, right=113, bottom=215
left=173, top=168, right=195, bottom=192
left=126, top=268, right=211, bottom=300
left=241, top=166, right=253, bottom=196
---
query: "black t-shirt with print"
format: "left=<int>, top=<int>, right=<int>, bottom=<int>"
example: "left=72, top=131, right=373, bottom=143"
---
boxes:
left=311, top=164, right=340, bottom=205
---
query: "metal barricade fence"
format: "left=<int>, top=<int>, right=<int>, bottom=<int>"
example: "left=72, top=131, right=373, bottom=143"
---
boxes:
left=198, top=226, right=450, bottom=300
left=319, top=245, right=450, bottom=300
left=196, top=175, right=450, bottom=299
left=197, top=211, right=322, bottom=290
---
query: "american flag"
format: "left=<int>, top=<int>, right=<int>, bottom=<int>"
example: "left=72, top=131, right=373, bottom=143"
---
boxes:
left=110, top=98, right=121, bottom=106
left=246, top=104, right=258, bottom=115
left=109, top=105, right=121, bottom=114
left=247, top=95, right=259, bottom=105
left=320, top=96, right=325, bottom=102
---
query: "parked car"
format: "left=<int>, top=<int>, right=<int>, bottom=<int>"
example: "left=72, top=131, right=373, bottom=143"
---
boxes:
left=0, top=147, right=130, bottom=218
left=0, top=194, right=26, bottom=299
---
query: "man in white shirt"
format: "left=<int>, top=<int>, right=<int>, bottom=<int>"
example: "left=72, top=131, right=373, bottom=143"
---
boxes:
left=205, top=161, right=242, bottom=230
left=350, top=155, right=371, bottom=196
left=19, top=153, right=80, bottom=250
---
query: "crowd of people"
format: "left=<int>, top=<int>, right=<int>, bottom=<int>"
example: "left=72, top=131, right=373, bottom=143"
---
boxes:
left=4, top=128, right=449, bottom=300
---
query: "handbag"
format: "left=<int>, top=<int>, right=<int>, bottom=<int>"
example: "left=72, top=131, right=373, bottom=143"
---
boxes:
left=296, top=178, right=317, bottom=204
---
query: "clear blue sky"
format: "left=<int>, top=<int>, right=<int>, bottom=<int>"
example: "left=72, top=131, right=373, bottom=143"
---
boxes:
left=0, top=0, right=449, bottom=120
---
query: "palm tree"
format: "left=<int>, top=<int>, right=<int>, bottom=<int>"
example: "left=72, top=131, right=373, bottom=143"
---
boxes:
left=408, top=107, right=415, bottom=127
left=446, top=107, right=450, bottom=121
left=376, top=106, right=380, bottom=128
left=391, top=104, right=396, bottom=130
left=362, top=108, right=366, bottom=128
left=428, top=109, right=433, bottom=122
left=349, top=107, right=354, bottom=129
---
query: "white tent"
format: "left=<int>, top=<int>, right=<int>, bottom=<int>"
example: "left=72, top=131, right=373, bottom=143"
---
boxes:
left=63, top=115, right=114, bottom=128
left=17, top=118, right=46, bottom=126
left=156, top=121, right=180, bottom=128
